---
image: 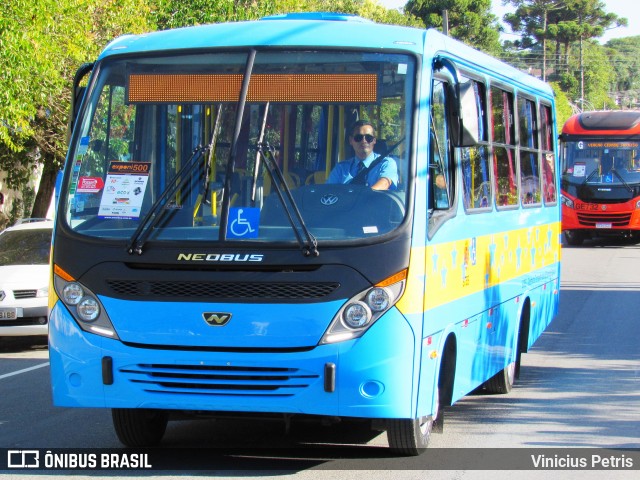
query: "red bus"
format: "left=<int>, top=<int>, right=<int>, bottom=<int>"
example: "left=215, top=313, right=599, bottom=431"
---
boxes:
left=560, top=110, right=640, bottom=245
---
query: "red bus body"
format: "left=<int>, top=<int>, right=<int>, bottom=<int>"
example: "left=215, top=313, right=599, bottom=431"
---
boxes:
left=560, top=111, right=640, bottom=245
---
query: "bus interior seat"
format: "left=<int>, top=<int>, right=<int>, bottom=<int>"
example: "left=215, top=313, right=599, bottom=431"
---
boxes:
left=305, top=171, right=327, bottom=185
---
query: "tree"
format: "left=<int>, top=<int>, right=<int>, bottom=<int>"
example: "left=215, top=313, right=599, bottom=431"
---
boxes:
left=549, top=82, right=573, bottom=132
left=151, top=0, right=424, bottom=30
left=404, top=0, right=502, bottom=54
left=502, top=0, right=626, bottom=108
left=605, top=36, right=640, bottom=108
left=503, top=0, right=564, bottom=80
left=0, top=0, right=153, bottom=223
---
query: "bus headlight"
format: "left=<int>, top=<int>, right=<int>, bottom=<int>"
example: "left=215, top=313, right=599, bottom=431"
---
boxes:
left=62, top=282, right=84, bottom=305
left=53, top=264, right=119, bottom=339
left=366, top=287, right=390, bottom=312
left=561, top=194, right=574, bottom=209
left=320, top=270, right=406, bottom=345
left=343, top=301, right=372, bottom=328
left=77, top=297, right=100, bottom=322
left=636, top=199, right=640, bottom=209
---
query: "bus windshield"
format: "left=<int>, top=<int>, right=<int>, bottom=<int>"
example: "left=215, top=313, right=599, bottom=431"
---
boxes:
left=63, top=50, right=414, bottom=250
left=562, top=140, right=640, bottom=192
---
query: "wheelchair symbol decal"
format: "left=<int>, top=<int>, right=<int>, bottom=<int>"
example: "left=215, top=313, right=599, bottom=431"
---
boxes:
left=227, top=207, right=259, bottom=238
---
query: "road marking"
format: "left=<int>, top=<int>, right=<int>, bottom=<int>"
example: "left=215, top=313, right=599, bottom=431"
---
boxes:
left=0, top=362, right=50, bottom=380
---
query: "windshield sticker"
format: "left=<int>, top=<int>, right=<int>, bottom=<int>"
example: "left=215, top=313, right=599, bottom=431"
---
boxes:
left=68, top=159, right=83, bottom=195
left=76, top=176, right=105, bottom=193
left=227, top=207, right=260, bottom=239
left=573, top=162, right=586, bottom=177
left=78, top=136, right=90, bottom=156
left=98, top=161, right=150, bottom=220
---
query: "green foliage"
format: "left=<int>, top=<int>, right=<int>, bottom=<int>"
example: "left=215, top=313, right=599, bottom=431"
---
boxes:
left=605, top=36, right=640, bottom=108
left=500, top=0, right=633, bottom=113
left=549, top=82, right=574, bottom=131
left=151, top=0, right=424, bottom=29
left=405, top=0, right=503, bottom=55
left=505, top=0, right=627, bottom=47
left=0, top=0, right=153, bottom=218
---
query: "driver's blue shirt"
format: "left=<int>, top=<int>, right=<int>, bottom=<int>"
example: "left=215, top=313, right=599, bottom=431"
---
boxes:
left=327, top=153, right=398, bottom=190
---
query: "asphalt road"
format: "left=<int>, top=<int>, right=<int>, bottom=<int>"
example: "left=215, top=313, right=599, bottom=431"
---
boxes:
left=0, top=237, right=639, bottom=479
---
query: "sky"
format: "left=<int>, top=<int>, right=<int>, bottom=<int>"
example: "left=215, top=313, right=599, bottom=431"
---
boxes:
left=377, top=0, right=640, bottom=44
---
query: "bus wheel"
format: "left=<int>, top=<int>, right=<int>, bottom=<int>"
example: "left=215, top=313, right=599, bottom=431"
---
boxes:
left=483, top=360, right=516, bottom=394
left=563, top=230, right=584, bottom=246
left=386, top=416, right=433, bottom=456
left=112, top=408, right=169, bottom=447
left=387, top=386, right=439, bottom=456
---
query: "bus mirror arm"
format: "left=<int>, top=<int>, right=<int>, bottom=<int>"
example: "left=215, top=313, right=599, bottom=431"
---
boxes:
left=67, top=62, right=94, bottom=144
left=433, top=57, right=479, bottom=148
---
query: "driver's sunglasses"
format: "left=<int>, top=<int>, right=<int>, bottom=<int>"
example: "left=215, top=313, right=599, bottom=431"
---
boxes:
left=353, top=134, right=375, bottom=143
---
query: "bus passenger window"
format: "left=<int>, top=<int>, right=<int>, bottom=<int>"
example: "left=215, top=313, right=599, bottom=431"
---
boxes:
left=462, top=145, right=491, bottom=209
left=491, top=87, right=518, bottom=208
left=460, top=78, right=490, bottom=211
left=430, top=79, right=453, bottom=209
left=540, top=104, right=557, bottom=204
left=518, top=97, right=541, bottom=206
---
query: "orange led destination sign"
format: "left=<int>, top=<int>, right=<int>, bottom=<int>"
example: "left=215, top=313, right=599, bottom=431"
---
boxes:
left=128, top=73, right=378, bottom=104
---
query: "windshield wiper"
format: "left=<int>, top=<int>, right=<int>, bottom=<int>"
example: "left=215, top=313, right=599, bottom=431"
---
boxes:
left=127, top=145, right=210, bottom=255
left=582, top=167, right=600, bottom=185
left=610, top=168, right=633, bottom=193
left=258, top=142, right=319, bottom=257
left=200, top=104, right=223, bottom=208
left=251, top=102, right=270, bottom=206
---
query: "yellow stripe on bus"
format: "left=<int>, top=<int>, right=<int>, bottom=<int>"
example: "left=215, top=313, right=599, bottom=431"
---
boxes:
left=397, top=222, right=561, bottom=314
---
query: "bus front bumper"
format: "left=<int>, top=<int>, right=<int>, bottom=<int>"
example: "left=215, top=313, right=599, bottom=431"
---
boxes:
left=48, top=302, right=418, bottom=420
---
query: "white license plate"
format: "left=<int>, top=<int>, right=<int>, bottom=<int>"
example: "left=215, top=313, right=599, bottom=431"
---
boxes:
left=595, top=223, right=612, bottom=229
left=0, top=308, right=19, bottom=320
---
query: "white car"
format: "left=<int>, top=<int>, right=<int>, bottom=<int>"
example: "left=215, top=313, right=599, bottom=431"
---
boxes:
left=0, top=220, right=52, bottom=336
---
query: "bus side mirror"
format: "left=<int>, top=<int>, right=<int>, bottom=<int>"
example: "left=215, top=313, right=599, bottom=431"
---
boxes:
left=67, top=62, right=94, bottom=144
left=455, top=82, right=480, bottom=147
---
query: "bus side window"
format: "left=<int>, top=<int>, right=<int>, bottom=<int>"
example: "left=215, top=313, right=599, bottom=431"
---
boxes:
left=491, top=86, right=518, bottom=208
left=430, top=79, right=453, bottom=210
left=518, top=97, right=541, bottom=206
left=540, top=103, right=557, bottom=204
left=460, top=79, right=491, bottom=211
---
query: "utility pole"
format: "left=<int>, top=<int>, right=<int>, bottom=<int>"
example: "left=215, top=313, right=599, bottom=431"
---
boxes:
left=443, top=10, right=449, bottom=36
left=580, top=35, right=584, bottom=107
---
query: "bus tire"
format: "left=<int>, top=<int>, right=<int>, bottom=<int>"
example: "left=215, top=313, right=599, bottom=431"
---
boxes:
left=483, top=304, right=527, bottom=394
left=386, top=416, right=433, bottom=456
left=112, top=408, right=169, bottom=447
left=483, top=360, right=516, bottom=394
left=563, top=230, right=584, bottom=246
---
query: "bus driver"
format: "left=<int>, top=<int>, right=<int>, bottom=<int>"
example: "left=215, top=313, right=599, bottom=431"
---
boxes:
left=327, top=120, right=398, bottom=190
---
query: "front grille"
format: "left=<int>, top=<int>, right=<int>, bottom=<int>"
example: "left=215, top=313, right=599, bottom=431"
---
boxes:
left=13, top=290, right=37, bottom=299
left=119, top=363, right=320, bottom=397
left=577, top=212, right=631, bottom=227
left=106, top=279, right=339, bottom=299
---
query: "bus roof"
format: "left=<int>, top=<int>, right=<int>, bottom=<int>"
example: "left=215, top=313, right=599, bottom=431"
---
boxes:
left=562, top=110, right=640, bottom=135
left=97, top=13, right=552, bottom=98
left=101, top=14, right=427, bottom=58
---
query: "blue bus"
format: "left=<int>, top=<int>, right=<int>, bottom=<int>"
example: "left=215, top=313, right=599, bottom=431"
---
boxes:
left=49, top=12, right=560, bottom=455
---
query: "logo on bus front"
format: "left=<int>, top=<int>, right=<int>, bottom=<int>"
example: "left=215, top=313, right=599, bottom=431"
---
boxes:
left=203, top=313, right=232, bottom=326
